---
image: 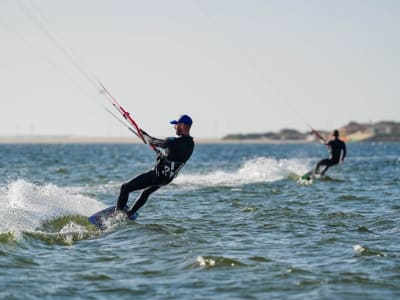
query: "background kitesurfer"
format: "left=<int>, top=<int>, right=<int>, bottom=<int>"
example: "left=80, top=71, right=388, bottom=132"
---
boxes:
left=314, top=129, right=347, bottom=176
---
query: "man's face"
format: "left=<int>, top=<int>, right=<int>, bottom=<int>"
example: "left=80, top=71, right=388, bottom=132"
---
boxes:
left=174, top=123, right=184, bottom=136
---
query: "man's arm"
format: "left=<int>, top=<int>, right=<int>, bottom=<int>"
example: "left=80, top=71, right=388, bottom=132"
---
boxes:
left=140, top=130, right=167, bottom=148
left=311, top=128, right=326, bottom=144
left=341, top=142, right=347, bottom=162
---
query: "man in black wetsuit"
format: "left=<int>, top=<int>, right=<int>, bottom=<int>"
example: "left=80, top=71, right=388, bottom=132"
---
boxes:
left=314, top=129, right=346, bottom=176
left=117, top=114, right=195, bottom=218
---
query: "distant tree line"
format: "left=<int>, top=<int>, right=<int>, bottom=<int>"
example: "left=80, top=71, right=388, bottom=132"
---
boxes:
left=222, top=121, right=400, bottom=141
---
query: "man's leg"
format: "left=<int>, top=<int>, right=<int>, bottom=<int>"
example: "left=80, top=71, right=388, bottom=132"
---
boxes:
left=117, top=170, right=156, bottom=210
left=127, top=185, right=161, bottom=216
left=319, top=165, right=330, bottom=176
left=315, top=159, right=327, bottom=175
left=320, top=160, right=337, bottom=176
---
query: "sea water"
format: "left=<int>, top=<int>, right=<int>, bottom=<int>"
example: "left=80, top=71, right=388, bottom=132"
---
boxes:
left=0, top=142, right=399, bottom=299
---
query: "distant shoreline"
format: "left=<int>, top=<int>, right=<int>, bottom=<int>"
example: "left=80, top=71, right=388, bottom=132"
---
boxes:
left=0, top=135, right=314, bottom=145
left=2, top=121, right=399, bottom=144
left=1, top=135, right=398, bottom=144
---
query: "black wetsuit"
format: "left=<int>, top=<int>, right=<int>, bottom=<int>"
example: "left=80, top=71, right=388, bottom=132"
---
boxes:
left=315, top=138, right=346, bottom=175
left=117, top=133, right=194, bottom=214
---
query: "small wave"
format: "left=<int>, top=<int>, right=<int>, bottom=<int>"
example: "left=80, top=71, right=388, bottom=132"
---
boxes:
left=176, top=157, right=311, bottom=186
left=337, top=195, right=366, bottom=201
left=357, top=226, right=375, bottom=234
left=0, top=232, right=17, bottom=244
left=26, top=216, right=98, bottom=245
left=0, top=216, right=100, bottom=246
left=193, top=255, right=247, bottom=268
left=324, top=211, right=365, bottom=220
left=353, top=245, right=387, bottom=257
left=249, top=256, right=273, bottom=263
left=0, top=179, right=106, bottom=237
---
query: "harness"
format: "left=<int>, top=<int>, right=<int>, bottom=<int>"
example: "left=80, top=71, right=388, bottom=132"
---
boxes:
left=155, top=156, right=185, bottom=181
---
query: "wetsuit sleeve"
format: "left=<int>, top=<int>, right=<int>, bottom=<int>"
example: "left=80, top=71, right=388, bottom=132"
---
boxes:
left=140, top=130, right=168, bottom=148
left=342, top=142, right=347, bottom=161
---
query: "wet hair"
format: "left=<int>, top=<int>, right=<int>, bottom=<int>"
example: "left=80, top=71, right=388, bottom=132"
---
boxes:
left=333, top=130, right=339, bottom=137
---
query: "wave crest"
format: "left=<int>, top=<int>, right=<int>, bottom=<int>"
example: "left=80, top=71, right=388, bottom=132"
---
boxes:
left=0, top=179, right=105, bottom=235
left=176, top=157, right=310, bottom=186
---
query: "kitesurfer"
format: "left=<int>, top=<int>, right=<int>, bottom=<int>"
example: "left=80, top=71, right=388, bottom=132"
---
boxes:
left=117, top=114, right=195, bottom=218
left=314, top=129, right=346, bottom=176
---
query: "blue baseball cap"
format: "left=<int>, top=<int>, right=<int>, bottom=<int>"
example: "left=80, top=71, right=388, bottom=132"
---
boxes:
left=170, top=114, right=193, bottom=126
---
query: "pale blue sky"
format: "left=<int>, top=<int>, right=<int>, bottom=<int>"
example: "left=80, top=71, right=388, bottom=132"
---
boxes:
left=1, top=0, right=399, bottom=138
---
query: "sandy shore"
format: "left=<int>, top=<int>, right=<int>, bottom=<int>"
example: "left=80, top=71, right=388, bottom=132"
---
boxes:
left=0, top=135, right=312, bottom=144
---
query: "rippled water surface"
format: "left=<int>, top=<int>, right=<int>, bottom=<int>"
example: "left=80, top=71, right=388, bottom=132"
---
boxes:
left=1, top=142, right=399, bottom=299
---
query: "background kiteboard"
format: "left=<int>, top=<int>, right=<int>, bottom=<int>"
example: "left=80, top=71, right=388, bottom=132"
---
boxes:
left=297, top=170, right=331, bottom=184
left=297, top=170, right=315, bottom=184
left=88, top=205, right=138, bottom=229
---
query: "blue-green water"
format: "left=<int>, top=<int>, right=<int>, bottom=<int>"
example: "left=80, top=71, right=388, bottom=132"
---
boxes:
left=0, top=142, right=399, bottom=299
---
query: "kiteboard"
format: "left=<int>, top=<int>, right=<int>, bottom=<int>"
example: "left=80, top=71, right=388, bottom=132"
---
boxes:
left=297, top=169, right=328, bottom=184
left=88, top=205, right=138, bottom=230
left=297, top=170, right=315, bottom=185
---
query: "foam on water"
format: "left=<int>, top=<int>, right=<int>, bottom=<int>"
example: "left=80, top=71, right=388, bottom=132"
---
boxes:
left=0, top=179, right=106, bottom=234
left=195, top=255, right=246, bottom=268
left=176, top=157, right=311, bottom=186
